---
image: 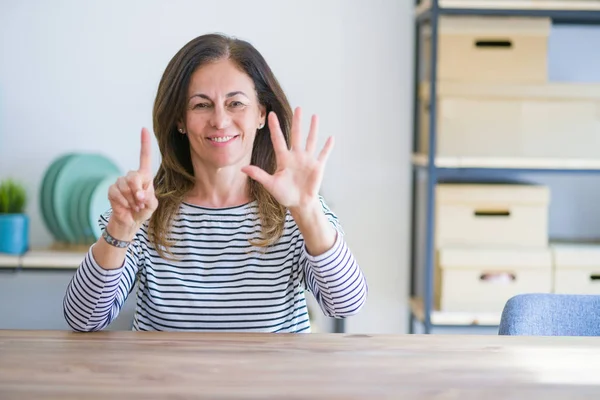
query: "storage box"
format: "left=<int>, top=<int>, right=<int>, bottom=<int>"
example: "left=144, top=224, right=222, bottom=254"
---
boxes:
left=552, top=243, right=600, bottom=294
left=419, top=82, right=600, bottom=159
left=423, top=16, right=550, bottom=83
left=435, top=246, right=553, bottom=312
left=436, top=183, right=550, bottom=248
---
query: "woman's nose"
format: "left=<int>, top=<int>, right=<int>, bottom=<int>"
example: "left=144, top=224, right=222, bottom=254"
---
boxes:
left=210, top=105, right=231, bottom=129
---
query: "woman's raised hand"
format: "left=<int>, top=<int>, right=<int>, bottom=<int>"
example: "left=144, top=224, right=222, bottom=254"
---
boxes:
left=107, top=128, right=159, bottom=234
left=242, top=107, right=334, bottom=213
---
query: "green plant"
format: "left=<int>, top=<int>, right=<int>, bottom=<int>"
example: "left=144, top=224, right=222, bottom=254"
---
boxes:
left=0, top=179, right=27, bottom=214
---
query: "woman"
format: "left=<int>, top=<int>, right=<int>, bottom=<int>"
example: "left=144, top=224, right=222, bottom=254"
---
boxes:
left=63, top=33, right=367, bottom=332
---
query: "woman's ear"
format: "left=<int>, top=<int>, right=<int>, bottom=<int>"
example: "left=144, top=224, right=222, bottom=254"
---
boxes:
left=258, top=105, right=267, bottom=130
left=177, top=120, right=186, bottom=134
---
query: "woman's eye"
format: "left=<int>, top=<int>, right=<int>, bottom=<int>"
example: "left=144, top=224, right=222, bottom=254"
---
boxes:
left=194, top=103, right=210, bottom=109
left=229, top=101, right=245, bottom=108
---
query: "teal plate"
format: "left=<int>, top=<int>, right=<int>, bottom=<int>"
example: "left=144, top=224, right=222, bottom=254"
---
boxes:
left=79, top=176, right=106, bottom=243
left=68, top=176, right=102, bottom=245
left=40, top=154, right=76, bottom=242
left=89, top=174, right=120, bottom=240
left=52, top=154, right=121, bottom=244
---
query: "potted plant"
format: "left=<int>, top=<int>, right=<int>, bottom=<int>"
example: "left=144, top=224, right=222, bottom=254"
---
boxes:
left=0, top=179, right=29, bottom=255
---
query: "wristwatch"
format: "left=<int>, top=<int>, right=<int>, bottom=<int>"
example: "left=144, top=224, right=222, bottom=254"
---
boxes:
left=102, top=228, right=131, bottom=248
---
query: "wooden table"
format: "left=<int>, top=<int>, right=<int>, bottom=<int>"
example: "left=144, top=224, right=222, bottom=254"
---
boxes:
left=1, top=330, right=600, bottom=399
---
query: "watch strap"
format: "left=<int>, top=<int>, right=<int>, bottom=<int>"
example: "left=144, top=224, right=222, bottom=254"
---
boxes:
left=102, top=228, right=131, bottom=248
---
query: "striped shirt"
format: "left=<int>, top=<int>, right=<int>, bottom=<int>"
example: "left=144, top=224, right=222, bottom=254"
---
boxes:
left=63, top=197, right=368, bottom=332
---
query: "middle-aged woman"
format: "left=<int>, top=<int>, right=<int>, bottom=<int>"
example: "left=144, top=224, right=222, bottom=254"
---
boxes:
left=63, top=33, right=368, bottom=332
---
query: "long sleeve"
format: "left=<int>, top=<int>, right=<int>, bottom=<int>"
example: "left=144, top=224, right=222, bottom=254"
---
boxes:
left=63, top=211, right=143, bottom=332
left=300, top=199, right=368, bottom=318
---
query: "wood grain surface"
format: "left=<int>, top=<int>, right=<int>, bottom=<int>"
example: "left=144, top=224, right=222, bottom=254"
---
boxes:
left=1, top=330, right=600, bottom=399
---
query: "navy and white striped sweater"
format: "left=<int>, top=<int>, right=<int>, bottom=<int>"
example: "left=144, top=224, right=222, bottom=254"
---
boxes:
left=63, top=197, right=367, bottom=332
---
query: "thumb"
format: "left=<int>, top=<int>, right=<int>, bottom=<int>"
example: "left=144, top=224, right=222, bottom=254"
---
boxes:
left=145, top=181, right=159, bottom=211
left=242, top=165, right=274, bottom=189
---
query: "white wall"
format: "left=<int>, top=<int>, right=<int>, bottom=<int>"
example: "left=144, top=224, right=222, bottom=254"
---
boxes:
left=0, top=0, right=414, bottom=333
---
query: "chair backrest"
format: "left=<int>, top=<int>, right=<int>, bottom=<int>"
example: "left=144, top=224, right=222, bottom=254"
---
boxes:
left=498, top=293, right=600, bottom=336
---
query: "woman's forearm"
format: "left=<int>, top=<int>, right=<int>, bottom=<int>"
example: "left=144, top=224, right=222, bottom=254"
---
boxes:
left=290, top=199, right=337, bottom=256
left=91, top=218, right=140, bottom=270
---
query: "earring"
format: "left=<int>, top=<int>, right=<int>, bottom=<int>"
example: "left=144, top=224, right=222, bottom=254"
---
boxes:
left=258, top=122, right=264, bottom=129
left=179, top=128, right=185, bottom=134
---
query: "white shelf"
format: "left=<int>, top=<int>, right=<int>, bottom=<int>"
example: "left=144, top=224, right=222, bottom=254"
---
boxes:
left=0, top=249, right=86, bottom=270
left=21, top=250, right=86, bottom=269
left=420, top=81, right=600, bottom=100
left=0, top=253, right=20, bottom=268
left=411, top=297, right=501, bottom=326
left=417, top=0, right=600, bottom=14
left=412, top=154, right=600, bottom=170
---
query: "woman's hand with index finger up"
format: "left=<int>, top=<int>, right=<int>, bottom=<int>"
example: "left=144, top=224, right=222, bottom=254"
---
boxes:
left=106, top=128, right=159, bottom=239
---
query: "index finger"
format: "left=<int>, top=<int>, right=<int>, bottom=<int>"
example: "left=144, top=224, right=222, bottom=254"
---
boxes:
left=139, top=127, right=152, bottom=174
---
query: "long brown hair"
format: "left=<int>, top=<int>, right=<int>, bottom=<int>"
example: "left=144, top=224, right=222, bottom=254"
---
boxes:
left=149, top=33, right=292, bottom=258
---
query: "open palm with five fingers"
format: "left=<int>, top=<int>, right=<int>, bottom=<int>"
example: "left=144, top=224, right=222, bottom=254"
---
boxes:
left=107, top=128, right=159, bottom=231
left=242, top=107, right=334, bottom=211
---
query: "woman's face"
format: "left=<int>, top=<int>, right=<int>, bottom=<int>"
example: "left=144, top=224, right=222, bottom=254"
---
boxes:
left=182, top=58, right=266, bottom=170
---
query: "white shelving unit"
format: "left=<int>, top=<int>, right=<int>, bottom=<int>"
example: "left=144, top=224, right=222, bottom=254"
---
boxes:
left=410, top=0, right=600, bottom=334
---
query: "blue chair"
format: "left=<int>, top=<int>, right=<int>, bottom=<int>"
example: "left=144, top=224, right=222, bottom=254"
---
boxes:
left=498, top=293, right=600, bottom=336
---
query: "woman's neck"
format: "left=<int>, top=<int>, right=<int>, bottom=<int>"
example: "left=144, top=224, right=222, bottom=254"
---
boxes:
left=185, top=163, right=252, bottom=209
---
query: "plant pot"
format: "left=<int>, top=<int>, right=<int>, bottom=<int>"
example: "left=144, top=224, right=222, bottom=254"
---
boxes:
left=0, top=213, right=29, bottom=255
